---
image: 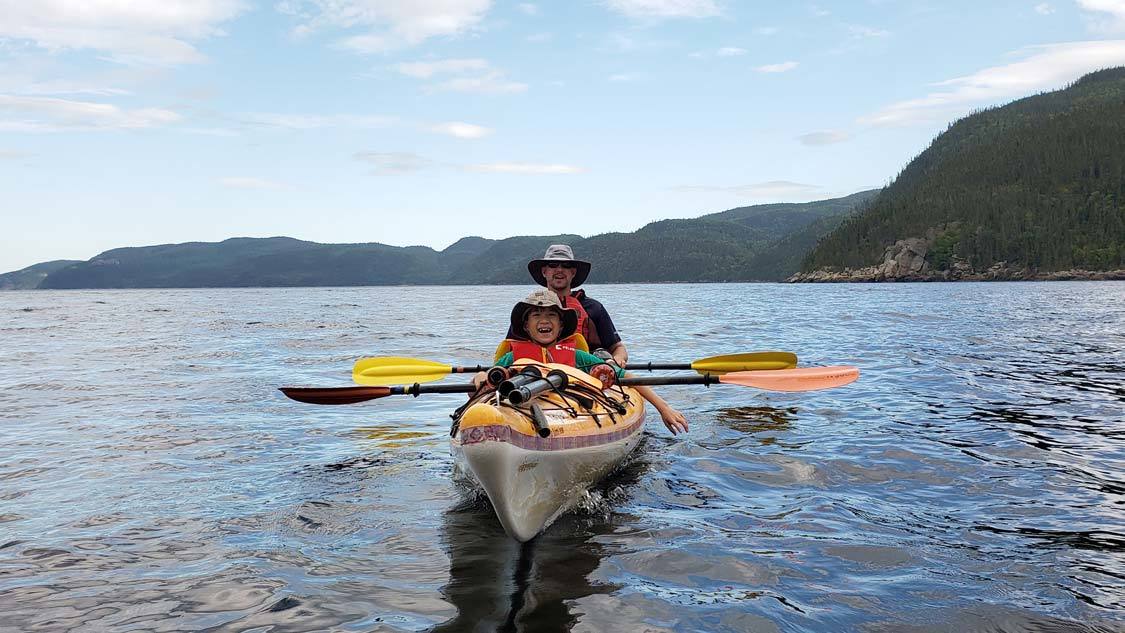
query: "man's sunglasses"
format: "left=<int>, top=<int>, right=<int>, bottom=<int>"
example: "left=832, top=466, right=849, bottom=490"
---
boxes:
left=544, top=262, right=577, bottom=270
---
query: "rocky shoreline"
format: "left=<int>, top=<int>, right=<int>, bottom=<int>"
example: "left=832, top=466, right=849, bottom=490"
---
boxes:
left=787, top=235, right=1125, bottom=283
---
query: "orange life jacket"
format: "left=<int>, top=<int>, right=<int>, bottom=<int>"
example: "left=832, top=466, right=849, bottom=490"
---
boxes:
left=506, top=335, right=580, bottom=366
left=563, top=294, right=597, bottom=348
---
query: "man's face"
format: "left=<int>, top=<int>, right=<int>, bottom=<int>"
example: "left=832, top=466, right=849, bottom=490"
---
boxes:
left=542, top=262, right=576, bottom=291
left=524, top=307, right=562, bottom=345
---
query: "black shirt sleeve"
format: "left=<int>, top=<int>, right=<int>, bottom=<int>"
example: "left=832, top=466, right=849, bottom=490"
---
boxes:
left=577, top=294, right=622, bottom=349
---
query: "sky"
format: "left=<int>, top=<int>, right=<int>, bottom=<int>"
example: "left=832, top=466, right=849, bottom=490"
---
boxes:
left=3, top=0, right=1125, bottom=273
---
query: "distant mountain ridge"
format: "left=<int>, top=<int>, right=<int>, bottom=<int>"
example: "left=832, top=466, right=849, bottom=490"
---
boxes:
left=797, top=67, right=1125, bottom=281
left=7, top=190, right=878, bottom=289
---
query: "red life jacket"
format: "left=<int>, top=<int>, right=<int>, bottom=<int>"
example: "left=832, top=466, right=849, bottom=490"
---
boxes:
left=507, top=335, right=580, bottom=366
left=563, top=294, right=597, bottom=348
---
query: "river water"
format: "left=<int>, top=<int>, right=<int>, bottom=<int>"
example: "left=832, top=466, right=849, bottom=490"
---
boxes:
left=0, top=283, right=1122, bottom=632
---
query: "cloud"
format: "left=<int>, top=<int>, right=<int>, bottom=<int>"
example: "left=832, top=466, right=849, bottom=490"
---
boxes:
left=393, top=58, right=489, bottom=79
left=394, top=58, right=527, bottom=94
left=1035, top=3, right=1055, bottom=15
left=755, top=26, right=780, bottom=35
left=755, top=61, right=799, bottom=73
left=0, top=149, right=34, bottom=159
left=435, top=72, right=528, bottom=94
left=861, top=40, right=1125, bottom=126
left=466, top=162, right=585, bottom=174
left=219, top=177, right=289, bottom=190
left=798, top=130, right=851, bottom=145
left=717, top=47, right=747, bottom=56
left=0, top=94, right=180, bottom=131
left=848, top=25, right=890, bottom=38
left=429, top=121, right=492, bottom=139
left=0, top=0, right=247, bottom=65
left=671, top=180, right=821, bottom=197
left=354, top=151, right=433, bottom=173
left=517, top=3, right=539, bottom=15
left=527, top=32, right=553, bottom=43
left=608, top=72, right=642, bottom=81
left=241, top=112, right=397, bottom=129
left=1078, top=0, right=1125, bottom=31
left=604, top=0, right=720, bottom=18
left=279, top=0, right=492, bottom=53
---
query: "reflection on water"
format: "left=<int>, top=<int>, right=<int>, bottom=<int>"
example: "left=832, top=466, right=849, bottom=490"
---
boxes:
left=1, top=283, right=1123, bottom=631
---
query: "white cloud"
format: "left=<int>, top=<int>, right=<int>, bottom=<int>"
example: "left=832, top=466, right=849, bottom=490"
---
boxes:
left=0, top=149, right=33, bottom=159
left=467, top=162, right=585, bottom=174
left=435, top=72, right=527, bottom=94
left=393, top=58, right=489, bottom=79
left=527, top=32, right=553, bottom=43
left=755, top=26, right=780, bottom=35
left=671, top=180, right=821, bottom=198
left=394, top=58, right=526, bottom=94
left=518, top=3, right=539, bottom=15
left=755, top=61, right=799, bottom=73
left=429, top=121, right=492, bottom=138
left=279, top=0, right=492, bottom=53
left=219, top=177, right=289, bottom=190
left=605, top=0, right=720, bottom=18
left=241, top=112, right=397, bottom=129
left=609, top=72, right=642, bottom=81
left=0, top=0, right=247, bottom=65
left=798, top=130, right=851, bottom=145
left=717, top=46, right=747, bottom=56
left=1078, top=0, right=1125, bottom=31
left=811, top=5, right=830, bottom=17
left=354, top=151, right=433, bottom=173
left=1035, top=3, right=1055, bottom=15
left=0, top=94, right=180, bottom=131
left=861, top=40, right=1125, bottom=126
left=848, top=25, right=890, bottom=38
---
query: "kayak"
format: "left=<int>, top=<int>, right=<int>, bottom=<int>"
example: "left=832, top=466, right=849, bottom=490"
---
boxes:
left=450, top=360, right=646, bottom=541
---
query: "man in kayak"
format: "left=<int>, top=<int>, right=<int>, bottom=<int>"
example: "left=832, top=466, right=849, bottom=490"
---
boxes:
left=482, top=289, right=688, bottom=434
left=507, top=244, right=628, bottom=367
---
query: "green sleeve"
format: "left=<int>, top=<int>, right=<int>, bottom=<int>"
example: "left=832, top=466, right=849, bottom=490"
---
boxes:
left=495, top=352, right=514, bottom=368
left=575, top=350, right=625, bottom=378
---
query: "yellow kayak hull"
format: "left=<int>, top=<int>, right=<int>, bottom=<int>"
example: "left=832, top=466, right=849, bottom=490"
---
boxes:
left=451, top=362, right=646, bottom=541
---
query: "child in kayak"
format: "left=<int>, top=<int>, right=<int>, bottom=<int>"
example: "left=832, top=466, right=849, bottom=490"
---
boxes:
left=474, top=289, right=689, bottom=435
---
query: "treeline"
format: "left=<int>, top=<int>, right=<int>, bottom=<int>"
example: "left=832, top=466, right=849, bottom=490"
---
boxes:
left=804, top=67, right=1125, bottom=272
left=18, top=191, right=877, bottom=289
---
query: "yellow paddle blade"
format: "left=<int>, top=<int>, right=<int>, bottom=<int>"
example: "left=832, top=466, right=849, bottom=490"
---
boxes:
left=691, top=352, right=798, bottom=375
left=352, top=356, right=453, bottom=386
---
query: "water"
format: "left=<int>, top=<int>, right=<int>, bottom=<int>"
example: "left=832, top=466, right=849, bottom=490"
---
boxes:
left=0, top=283, right=1122, bottom=632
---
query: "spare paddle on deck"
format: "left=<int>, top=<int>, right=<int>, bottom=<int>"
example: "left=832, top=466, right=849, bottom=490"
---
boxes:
left=282, top=365, right=859, bottom=405
left=352, top=351, right=797, bottom=386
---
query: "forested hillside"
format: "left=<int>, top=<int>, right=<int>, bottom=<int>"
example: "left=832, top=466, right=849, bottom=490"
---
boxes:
left=26, top=191, right=875, bottom=289
left=802, top=67, right=1125, bottom=275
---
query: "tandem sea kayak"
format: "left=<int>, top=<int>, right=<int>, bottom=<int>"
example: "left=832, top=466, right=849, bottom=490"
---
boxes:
left=450, top=361, right=645, bottom=542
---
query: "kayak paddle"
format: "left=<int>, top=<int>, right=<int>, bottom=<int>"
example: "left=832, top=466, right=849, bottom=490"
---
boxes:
left=352, top=351, right=798, bottom=386
left=283, top=365, right=859, bottom=405
left=352, top=357, right=489, bottom=386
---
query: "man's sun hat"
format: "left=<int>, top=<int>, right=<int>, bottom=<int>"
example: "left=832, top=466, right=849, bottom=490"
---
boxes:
left=509, top=288, right=579, bottom=341
left=527, top=244, right=592, bottom=288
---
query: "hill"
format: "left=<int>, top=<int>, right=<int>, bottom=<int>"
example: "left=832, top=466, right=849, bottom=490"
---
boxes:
left=22, top=191, right=876, bottom=289
left=797, top=67, right=1125, bottom=281
left=0, top=260, right=82, bottom=290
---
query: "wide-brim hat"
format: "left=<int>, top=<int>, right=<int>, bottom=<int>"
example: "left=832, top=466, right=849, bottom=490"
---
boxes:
left=527, top=244, right=592, bottom=288
left=509, top=289, right=579, bottom=341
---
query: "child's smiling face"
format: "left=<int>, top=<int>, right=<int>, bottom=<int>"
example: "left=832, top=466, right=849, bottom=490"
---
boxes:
left=524, top=307, right=562, bottom=345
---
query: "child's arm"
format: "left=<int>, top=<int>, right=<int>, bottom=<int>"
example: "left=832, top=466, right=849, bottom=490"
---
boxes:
left=632, top=384, right=689, bottom=435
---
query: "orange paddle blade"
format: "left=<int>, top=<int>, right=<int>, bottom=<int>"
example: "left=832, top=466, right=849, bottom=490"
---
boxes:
left=280, top=386, right=392, bottom=405
left=718, top=365, right=859, bottom=392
